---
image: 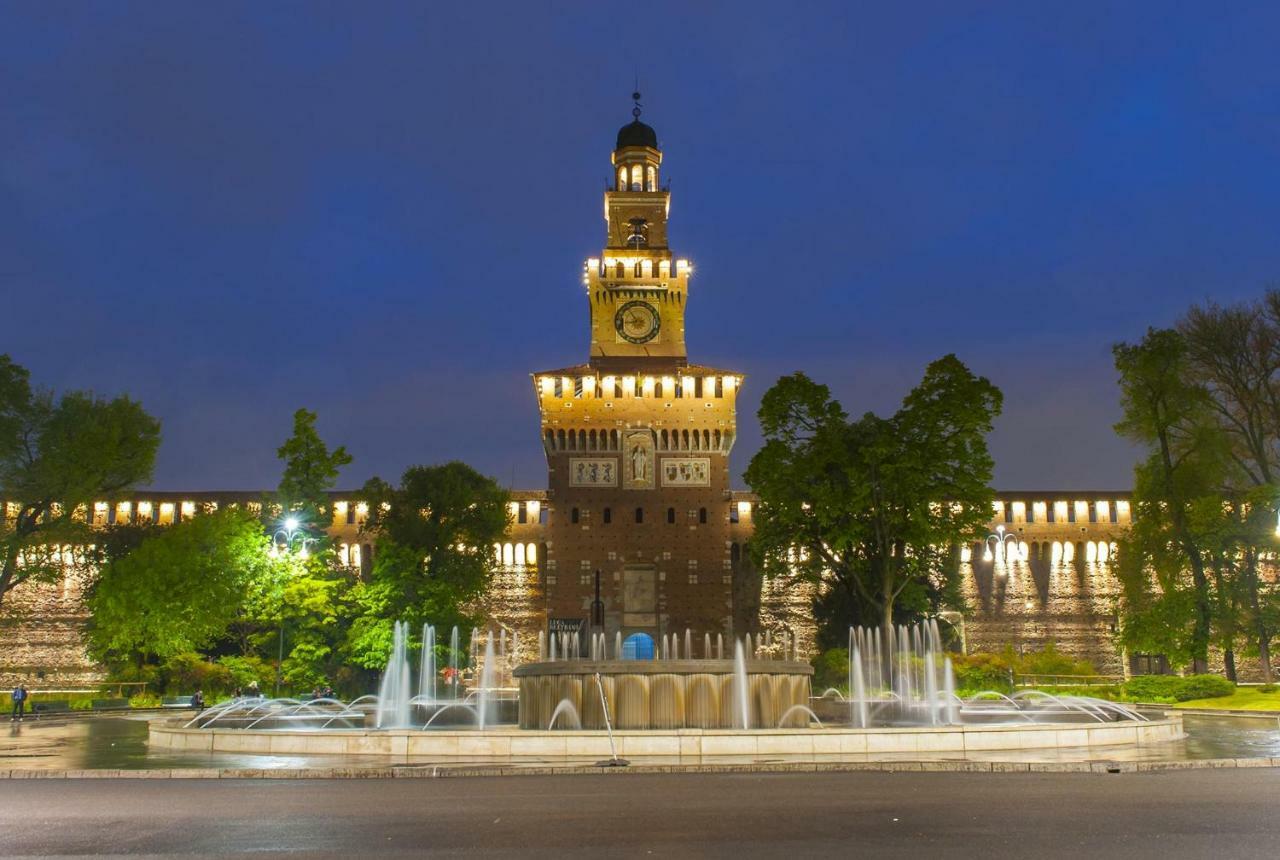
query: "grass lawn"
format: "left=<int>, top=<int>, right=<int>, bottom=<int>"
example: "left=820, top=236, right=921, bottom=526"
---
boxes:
left=1175, top=688, right=1280, bottom=711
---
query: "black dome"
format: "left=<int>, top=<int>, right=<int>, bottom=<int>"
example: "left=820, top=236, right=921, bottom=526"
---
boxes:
left=616, top=119, right=658, bottom=150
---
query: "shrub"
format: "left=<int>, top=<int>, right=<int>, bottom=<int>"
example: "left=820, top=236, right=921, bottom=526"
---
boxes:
left=217, top=655, right=275, bottom=692
left=811, top=648, right=849, bottom=693
left=1258, top=684, right=1278, bottom=694
left=159, top=652, right=234, bottom=695
left=949, top=651, right=1014, bottom=693
left=128, top=693, right=162, bottom=709
left=1018, top=642, right=1096, bottom=677
left=1122, top=674, right=1234, bottom=702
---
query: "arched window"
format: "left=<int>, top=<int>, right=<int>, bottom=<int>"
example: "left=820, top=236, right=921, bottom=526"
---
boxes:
left=503, top=543, right=514, bottom=567
left=713, top=430, right=721, bottom=449
left=615, top=262, right=625, bottom=278
left=645, top=165, right=656, bottom=191
left=630, top=164, right=642, bottom=191
left=493, top=543, right=502, bottom=565
left=667, top=507, right=676, bottom=524
left=660, top=429, right=669, bottom=450
left=526, top=543, right=537, bottom=565
left=641, top=259, right=653, bottom=277
left=350, top=543, right=362, bottom=568
left=514, top=543, right=525, bottom=566
left=617, top=166, right=627, bottom=190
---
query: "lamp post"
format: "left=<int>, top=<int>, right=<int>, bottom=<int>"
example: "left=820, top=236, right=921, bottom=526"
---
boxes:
left=983, top=524, right=1023, bottom=572
left=270, top=516, right=317, bottom=696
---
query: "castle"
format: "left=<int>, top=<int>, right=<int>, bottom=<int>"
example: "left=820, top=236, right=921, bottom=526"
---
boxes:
left=0, top=106, right=1138, bottom=687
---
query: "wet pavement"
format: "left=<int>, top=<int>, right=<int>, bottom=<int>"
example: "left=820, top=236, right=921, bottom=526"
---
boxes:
left=4, top=711, right=1280, bottom=772
left=3, top=769, right=1280, bottom=857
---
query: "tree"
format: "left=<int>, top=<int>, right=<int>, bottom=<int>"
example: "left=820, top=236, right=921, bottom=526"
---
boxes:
left=0, top=354, right=161, bottom=610
left=86, top=508, right=281, bottom=662
left=1178, top=298, right=1280, bottom=680
left=1113, top=328, right=1226, bottom=672
left=275, top=408, right=351, bottom=529
left=745, top=356, right=1002, bottom=643
left=267, top=408, right=354, bottom=689
left=346, top=462, right=508, bottom=668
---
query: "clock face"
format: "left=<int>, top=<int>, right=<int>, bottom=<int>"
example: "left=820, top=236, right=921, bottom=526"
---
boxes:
left=615, top=300, right=661, bottom=344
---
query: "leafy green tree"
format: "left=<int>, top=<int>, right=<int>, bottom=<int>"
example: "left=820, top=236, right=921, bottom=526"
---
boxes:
left=0, top=354, right=161, bottom=610
left=1179, top=298, right=1280, bottom=679
left=275, top=408, right=351, bottom=529
left=87, top=508, right=281, bottom=663
left=745, top=356, right=1002, bottom=642
left=264, top=408, right=355, bottom=689
left=346, top=462, right=508, bottom=668
left=1113, top=328, right=1226, bottom=672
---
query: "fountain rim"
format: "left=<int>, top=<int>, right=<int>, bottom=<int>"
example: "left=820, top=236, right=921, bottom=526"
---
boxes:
left=513, top=659, right=814, bottom=677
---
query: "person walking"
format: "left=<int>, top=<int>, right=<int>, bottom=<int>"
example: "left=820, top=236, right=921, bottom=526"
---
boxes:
left=11, top=684, right=28, bottom=721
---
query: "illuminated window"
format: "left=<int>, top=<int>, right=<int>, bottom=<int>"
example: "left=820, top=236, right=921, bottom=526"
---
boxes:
left=514, top=543, right=526, bottom=566
left=645, top=165, right=656, bottom=190
left=526, top=543, right=537, bottom=565
left=350, top=543, right=362, bottom=568
left=630, top=164, right=642, bottom=190
left=617, top=166, right=626, bottom=190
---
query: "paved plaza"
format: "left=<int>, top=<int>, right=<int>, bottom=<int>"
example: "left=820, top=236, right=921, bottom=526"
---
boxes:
left=2, top=770, right=1279, bottom=857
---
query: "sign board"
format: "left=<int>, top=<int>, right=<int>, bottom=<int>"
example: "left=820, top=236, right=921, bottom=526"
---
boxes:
left=548, top=618, right=585, bottom=635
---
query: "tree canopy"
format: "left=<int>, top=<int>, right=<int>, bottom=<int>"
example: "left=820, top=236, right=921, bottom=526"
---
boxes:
left=0, top=354, right=161, bottom=609
left=87, top=507, right=281, bottom=662
left=346, top=462, right=509, bottom=668
left=745, top=355, right=1002, bottom=644
left=1115, top=297, right=1280, bottom=680
left=275, top=407, right=351, bottom=530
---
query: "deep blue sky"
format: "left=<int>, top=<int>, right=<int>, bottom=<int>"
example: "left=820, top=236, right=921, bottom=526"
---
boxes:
left=4, top=3, right=1278, bottom=492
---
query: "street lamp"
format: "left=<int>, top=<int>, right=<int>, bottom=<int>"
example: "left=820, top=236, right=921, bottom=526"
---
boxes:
left=272, top=516, right=317, bottom=559
left=983, top=524, right=1024, bottom=571
left=270, top=515, right=317, bottom=696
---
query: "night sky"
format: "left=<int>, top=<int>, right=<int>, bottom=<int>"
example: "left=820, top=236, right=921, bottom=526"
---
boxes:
left=4, top=3, right=1279, bottom=492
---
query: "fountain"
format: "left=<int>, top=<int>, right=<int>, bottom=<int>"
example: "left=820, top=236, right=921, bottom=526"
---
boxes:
left=160, top=618, right=1183, bottom=765
left=515, top=632, right=813, bottom=730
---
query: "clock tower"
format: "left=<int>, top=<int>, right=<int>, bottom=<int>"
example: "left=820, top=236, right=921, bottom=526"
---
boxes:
left=531, top=96, right=746, bottom=646
left=587, top=95, right=689, bottom=366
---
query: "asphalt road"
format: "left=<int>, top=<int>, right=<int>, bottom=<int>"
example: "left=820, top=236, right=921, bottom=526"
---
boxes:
left=2, top=770, right=1279, bottom=858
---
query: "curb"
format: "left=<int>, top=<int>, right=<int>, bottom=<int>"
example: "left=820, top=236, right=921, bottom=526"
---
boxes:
left=1, top=757, right=1277, bottom=779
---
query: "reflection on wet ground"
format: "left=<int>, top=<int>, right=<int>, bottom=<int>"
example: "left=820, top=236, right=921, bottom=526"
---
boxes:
left=3, top=711, right=1279, bottom=772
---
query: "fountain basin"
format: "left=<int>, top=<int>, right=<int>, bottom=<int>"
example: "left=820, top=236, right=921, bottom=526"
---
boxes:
left=514, top=659, right=814, bottom=730
left=149, top=714, right=1184, bottom=758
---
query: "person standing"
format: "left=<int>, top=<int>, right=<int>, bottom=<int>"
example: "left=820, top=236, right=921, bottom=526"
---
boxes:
left=11, top=684, right=28, bottom=721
